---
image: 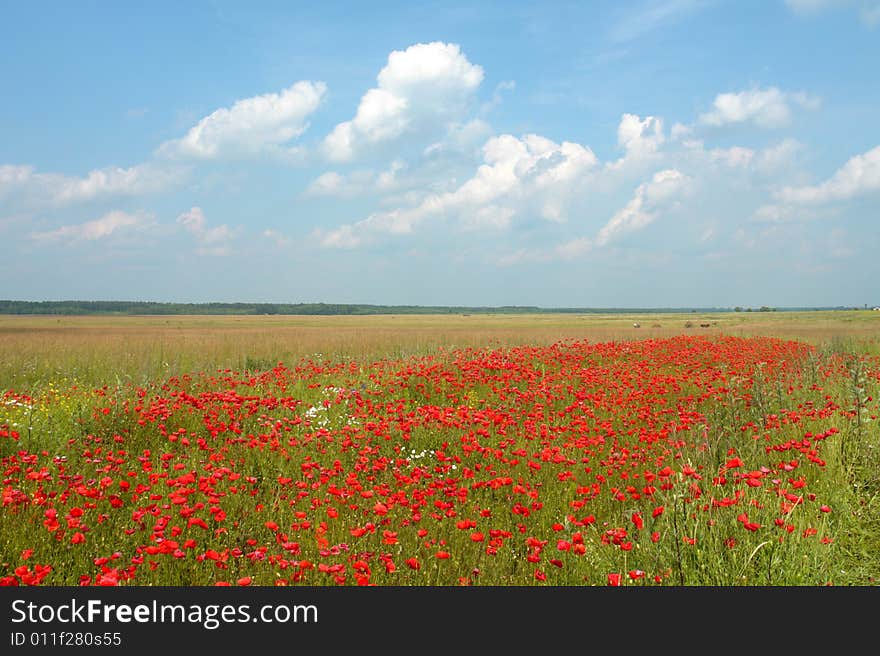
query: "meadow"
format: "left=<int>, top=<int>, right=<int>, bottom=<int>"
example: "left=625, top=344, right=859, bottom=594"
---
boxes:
left=1, top=311, right=878, bottom=586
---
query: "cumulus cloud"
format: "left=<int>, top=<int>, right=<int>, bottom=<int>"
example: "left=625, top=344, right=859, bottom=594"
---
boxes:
left=305, top=171, right=347, bottom=196
left=29, top=210, right=155, bottom=242
left=670, top=135, right=805, bottom=179
left=597, top=169, right=689, bottom=245
left=698, top=86, right=820, bottom=129
left=707, top=145, right=755, bottom=168
left=315, top=132, right=598, bottom=247
left=774, top=144, right=880, bottom=204
left=0, top=164, right=33, bottom=192
left=53, top=164, right=180, bottom=203
left=754, top=138, right=798, bottom=167
left=604, top=114, right=667, bottom=173
left=0, top=163, right=180, bottom=205
left=618, top=114, right=665, bottom=158
left=177, top=206, right=235, bottom=256
left=423, top=119, right=493, bottom=158
left=159, top=81, right=326, bottom=159
left=498, top=168, right=691, bottom=263
left=753, top=144, right=879, bottom=222
left=322, top=42, right=484, bottom=161
left=305, top=160, right=406, bottom=198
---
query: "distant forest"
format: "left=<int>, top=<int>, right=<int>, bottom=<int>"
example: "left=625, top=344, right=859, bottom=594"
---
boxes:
left=0, top=300, right=846, bottom=316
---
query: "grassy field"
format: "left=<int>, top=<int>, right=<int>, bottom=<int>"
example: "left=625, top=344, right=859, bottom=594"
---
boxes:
left=3, top=310, right=879, bottom=392
left=1, top=311, right=879, bottom=586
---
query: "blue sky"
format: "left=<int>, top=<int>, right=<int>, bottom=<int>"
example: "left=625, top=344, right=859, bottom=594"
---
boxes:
left=1, top=0, right=878, bottom=308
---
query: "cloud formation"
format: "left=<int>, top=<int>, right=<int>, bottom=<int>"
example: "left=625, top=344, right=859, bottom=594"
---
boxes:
left=698, top=86, right=820, bottom=129
left=322, top=42, right=484, bottom=161
left=29, top=210, right=155, bottom=242
left=775, top=144, right=880, bottom=204
left=1, top=163, right=180, bottom=205
left=556, top=168, right=690, bottom=258
left=177, top=206, right=235, bottom=256
left=753, top=144, right=879, bottom=222
left=159, top=81, right=326, bottom=159
left=305, top=160, right=406, bottom=198
left=316, top=132, right=598, bottom=247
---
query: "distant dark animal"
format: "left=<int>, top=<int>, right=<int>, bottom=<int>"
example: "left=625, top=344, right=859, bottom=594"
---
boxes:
left=700, top=323, right=711, bottom=328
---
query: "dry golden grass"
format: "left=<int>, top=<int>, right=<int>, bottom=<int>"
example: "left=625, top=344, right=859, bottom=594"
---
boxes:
left=2, top=310, right=879, bottom=390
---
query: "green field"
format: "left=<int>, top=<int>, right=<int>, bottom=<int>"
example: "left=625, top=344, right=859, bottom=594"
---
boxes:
left=1, top=311, right=879, bottom=586
left=3, top=310, right=879, bottom=392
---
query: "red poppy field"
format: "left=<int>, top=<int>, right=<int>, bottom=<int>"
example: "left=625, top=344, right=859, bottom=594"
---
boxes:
left=2, top=331, right=878, bottom=586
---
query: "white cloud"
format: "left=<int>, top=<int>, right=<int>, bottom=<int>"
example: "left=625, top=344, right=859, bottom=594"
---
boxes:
left=423, top=119, right=493, bottom=158
left=305, top=160, right=407, bottom=198
left=753, top=144, right=879, bottom=222
left=315, top=132, right=598, bottom=247
left=694, top=139, right=803, bottom=174
left=594, top=169, right=689, bottom=246
left=670, top=122, right=693, bottom=141
left=461, top=205, right=516, bottom=231
left=159, top=81, right=326, bottom=159
left=177, top=206, right=235, bottom=255
left=605, top=114, right=667, bottom=172
left=676, top=137, right=803, bottom=175
left=0, top=164, right=33, bottom=192
left=618, top=113, right=665, bottom=157
left=707, top=146, right=755, bottom=168
left=517, top=168, right=691, bottom=262
left=322, top=42, right=484, bottom=161
left=555, top=236, right=593, bottom=259
left=30, top=210, right=155, bottom=242
left=0, top=163, right=180, bottom=205
left=698, top=86, right=820, bottom=129
left=755, top=138, right=804, bottom=173
left=774, top=144, right=880, bottom=204
left=306, top=171, right=346, bottom=196
left=752, top=204, right=827, bottom=223
left=317, top=223, right=361, bottom=249
left=0, top=164, right=34, bottom=189
left=377, top=159, right=406, bottom=190
left=52, top=164, right=180, bottom=203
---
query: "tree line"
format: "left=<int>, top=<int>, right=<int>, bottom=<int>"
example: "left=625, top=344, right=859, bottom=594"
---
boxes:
left=0, top=300, right=746, bottom=316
